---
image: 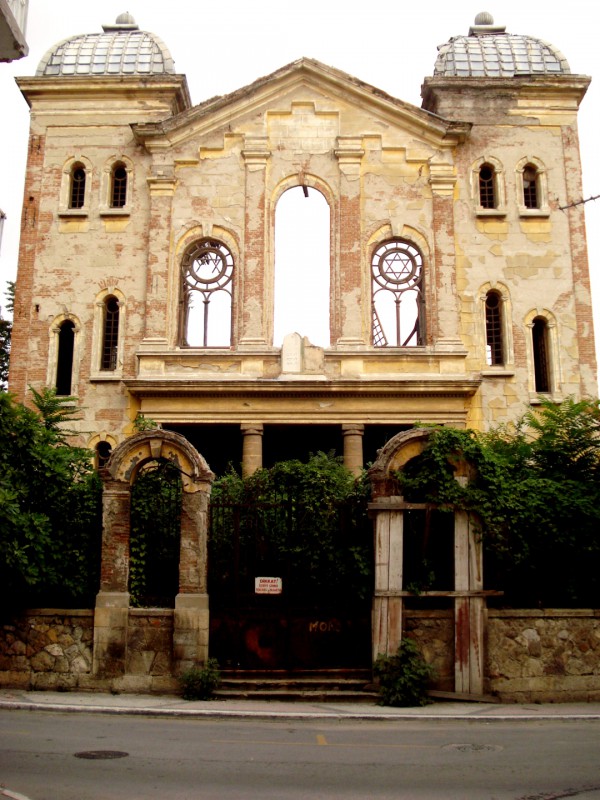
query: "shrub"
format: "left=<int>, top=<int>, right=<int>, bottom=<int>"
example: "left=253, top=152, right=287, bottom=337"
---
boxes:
left=373, top=638, right=435, bottom=707
left=179, top=659, right=221, bottom=700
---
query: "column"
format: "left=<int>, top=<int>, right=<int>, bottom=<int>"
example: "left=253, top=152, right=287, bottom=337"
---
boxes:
left=454, top=509, right=484, bottom=695
left=334, top=137, right=365, bottom=346
left=371, top=503, right=404, bottom=660
left=342, top=423, right=364, bottom=477
left=239, top=137, right=270, bottom=347
left=174, top=487, right=211, bottom=673
left=241, top=423, right=264, bottom=477
left=93, top=478, right=130, bottom=678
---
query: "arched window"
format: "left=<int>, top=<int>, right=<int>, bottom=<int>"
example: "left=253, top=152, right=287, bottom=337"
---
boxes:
left=485, top=290, right=504, bottom=365
left=110, top=163, right=128, bottom=208
left=69, top=163, right=86, bottom=210
left=101, top=296, right=120, bottom=371
left=532, top=316, right=551, bottom=393
left=96, top=441, right=112, bottom=469
left=479, top=163, right=496, bottom=209
left=371, top=239, right=424, bottom=347
left=522, top=164, right=539, bottom=209
left=180, top=239, right=234, bottom=347
left=56, top=320, right=75, bottom=395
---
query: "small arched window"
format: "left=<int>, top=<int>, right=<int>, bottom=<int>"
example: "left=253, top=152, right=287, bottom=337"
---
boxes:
left=101, top=296, right=120, bottom=371
left=96, top=441, right=112, bottom=469
left=371, top=239, right=424, bottom=347
left=69, top=164, right=86, bottom=210
left=485, top=290, right=504, bottom=365
left=110, top=163, right=128, bottom=208
left=479, top=163, right=496, bottom=209
left=532, top=317, right=551, bottom=393
left=180, top=239, right=234, bottom=347
left=522, top=164, right=539, bottom=209
left=56, top=320, right=75, bottom=395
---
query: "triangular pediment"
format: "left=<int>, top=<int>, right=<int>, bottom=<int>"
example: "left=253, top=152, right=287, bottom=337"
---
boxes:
left=133, top=57, right=470, bottom=151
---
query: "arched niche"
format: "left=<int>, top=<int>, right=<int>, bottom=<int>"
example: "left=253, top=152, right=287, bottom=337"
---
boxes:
left=368, top=428, right=487, bottom=697
left=93, top=430, right=215, bottom=680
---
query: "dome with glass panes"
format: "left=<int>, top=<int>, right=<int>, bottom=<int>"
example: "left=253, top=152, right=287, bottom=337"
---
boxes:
left=433, top=12, right=570, bottom=77
left=36, top=13, right=175, bottom=77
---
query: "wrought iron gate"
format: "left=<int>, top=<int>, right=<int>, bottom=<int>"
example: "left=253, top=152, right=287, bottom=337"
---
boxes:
left=208, top=498, right=372, bottom=670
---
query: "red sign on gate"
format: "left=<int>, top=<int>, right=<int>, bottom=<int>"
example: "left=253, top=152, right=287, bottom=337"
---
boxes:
left=255, top=577, right=282, bottom=594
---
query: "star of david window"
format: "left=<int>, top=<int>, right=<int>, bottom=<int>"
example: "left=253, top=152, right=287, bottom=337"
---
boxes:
left=180, top=239, right=234, bottom=347
left=371, top=239, right=425, bottom=347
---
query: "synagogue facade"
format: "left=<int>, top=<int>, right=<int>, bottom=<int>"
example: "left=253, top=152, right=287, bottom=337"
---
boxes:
left=9, top=11, right=596, bottom=474
left=6, top=12, right=598, bottom=694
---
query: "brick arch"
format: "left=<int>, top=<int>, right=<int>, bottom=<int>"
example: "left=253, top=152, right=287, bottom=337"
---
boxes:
left=105, top=429, right=214, bottom=491
left=93, top=431, right=215, bottom=679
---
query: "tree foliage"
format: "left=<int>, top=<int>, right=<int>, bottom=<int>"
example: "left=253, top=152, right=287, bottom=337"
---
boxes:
left=0, top=390, right=102, bottom=611
left=0, top=281, right=13, bottom=391
left=397, top=399, right=600, bottom=607
left=210, top=452, right=373, bottom=608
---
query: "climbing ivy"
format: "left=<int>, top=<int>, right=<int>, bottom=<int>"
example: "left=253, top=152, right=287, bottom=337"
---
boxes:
left=397, top=398, right=600, bottom=607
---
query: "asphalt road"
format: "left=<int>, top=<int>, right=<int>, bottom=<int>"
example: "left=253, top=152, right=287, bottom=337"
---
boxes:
left=1, top=710, right=600, bottom=799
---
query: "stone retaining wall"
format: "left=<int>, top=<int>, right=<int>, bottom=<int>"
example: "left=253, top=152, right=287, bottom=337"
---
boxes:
left=1, top=608, right=599, bottom=701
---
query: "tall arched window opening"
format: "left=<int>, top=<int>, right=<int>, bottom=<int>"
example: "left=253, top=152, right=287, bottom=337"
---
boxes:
left=479, top=164, right=496, bottom=209
left=181, top=239, right=233, bottom=347
left=69, top=164, right=86, bottom=209
left=522, top=164, right=539, bottom=209
left=56, top=320, right=75, bottom=395
left=110, top=163, right=128, bottom=208
left=274, top=186, right=330, bottom=347
left=101, top=296, right=120, bottom=371
left=371, top=239, right=424, bottom=347
left=485, top=290, right=504, bottom=365
left=532, top=317, right=551, bottom=393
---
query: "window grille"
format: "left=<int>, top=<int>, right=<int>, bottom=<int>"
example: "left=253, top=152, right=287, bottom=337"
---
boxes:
left=69, top=166, right=86, bottom=209
left=111, top=165, right=127, bottom=208
left=101, top=296, right=119, bottom=370
left=371, top=239, right=424, bottom=347
left=485, top=291, right=503, bottom=365
left=523, top=165, right=539, bottom=209
left=181, top=239, right=234, bottom=347
left=479, top=164, right=496, bottom=209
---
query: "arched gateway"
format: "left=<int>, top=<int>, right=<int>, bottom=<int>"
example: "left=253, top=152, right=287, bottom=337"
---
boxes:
left=93, top=431, right=214, bottom=681
left=369, top=429, right=487, bottom=697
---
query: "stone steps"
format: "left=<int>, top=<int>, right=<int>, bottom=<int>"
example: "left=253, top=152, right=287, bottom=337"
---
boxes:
left=215, top=669, right=379, bottom=703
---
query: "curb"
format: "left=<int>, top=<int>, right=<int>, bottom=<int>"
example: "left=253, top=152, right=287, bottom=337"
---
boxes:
left=3, top=699, right=600, bottom=722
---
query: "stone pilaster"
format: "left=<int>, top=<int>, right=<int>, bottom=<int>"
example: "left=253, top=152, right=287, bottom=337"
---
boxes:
left=240, top=137, right=270, bottom=346
left=429, top=156, right=463, bottom=350
left=334, top=137, right=365, bottom=346
left=142, top=165, right=176, bottom=345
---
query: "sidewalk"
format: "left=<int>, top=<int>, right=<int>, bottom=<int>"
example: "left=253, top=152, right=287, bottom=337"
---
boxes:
left=1, top=689, right=600, bottom=721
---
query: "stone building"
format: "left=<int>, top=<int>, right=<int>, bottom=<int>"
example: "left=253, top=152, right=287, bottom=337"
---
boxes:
left=6, top=12, right=598, bottom=693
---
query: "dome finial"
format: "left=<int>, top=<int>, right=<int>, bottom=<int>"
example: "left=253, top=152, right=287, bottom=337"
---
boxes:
left=469, top=11, right=506, bottom=35
left=474, top=11, right=494, bottom=26
left=103, top=12, right=138, bottom=32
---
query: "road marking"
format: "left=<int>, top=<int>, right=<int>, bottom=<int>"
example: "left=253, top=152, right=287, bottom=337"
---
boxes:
left=316, top=735, right=328, bottom=746
left=2, top=790, right=34, bottom=800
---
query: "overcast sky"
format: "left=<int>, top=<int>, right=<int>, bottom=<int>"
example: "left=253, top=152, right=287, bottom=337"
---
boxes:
left=1, top=0, right=598, bottom=375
